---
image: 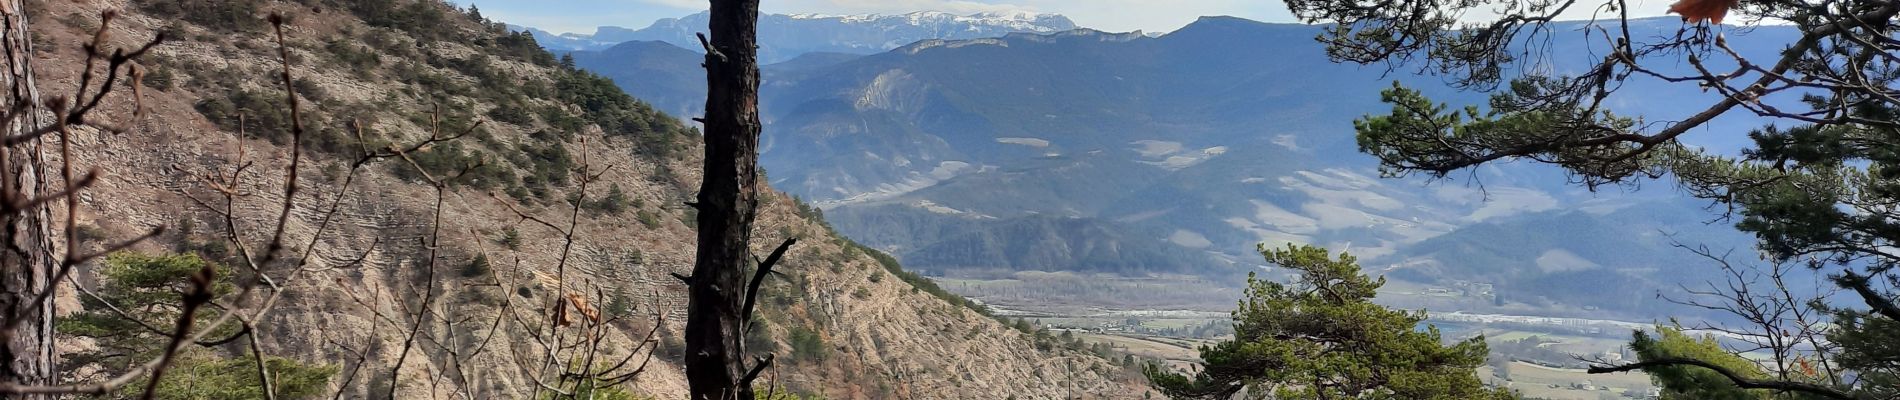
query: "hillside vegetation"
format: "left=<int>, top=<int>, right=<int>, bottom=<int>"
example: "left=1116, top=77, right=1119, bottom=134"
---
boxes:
left=30, top=0, right=1146, bottom=398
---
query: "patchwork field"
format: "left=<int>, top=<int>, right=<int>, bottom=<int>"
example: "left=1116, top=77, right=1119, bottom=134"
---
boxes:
left=1482, top=362, right=1656, bottom=399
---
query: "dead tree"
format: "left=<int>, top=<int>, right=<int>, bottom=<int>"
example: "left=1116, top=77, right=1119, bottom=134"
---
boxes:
left=0, top=0, right=56, bottom=391
left=685, top=0, right=791, bottom=399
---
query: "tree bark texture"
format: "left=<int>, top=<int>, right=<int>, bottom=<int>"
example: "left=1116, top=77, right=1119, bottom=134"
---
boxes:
left=685, top=0, right=763, bottom=399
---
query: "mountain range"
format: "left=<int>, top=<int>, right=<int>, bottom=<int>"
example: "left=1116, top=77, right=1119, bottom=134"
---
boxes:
left=549, top=15, right=1796, bottom=319
left=57, top=1, right=1144, bottom=397
left=516, top=11, right=1079, bottom=63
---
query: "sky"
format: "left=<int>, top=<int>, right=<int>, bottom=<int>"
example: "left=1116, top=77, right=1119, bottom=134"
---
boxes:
left=453, top=0, right=1676, bottom=36
left=457, top=0, right=1287, bottom=35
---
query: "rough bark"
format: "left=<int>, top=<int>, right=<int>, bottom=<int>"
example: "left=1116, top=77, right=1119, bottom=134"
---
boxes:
left=0, top=0, right=55, bottom=392
left=685, top=0, right=763, bottom=399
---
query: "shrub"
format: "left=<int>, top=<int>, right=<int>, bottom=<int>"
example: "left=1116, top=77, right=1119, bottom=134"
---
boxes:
left=150, top=355, right=336, bottom=400
left=72, top=224, right=108, bottom=244
left=745, top=317, right=778, bottom=354
left=636, top=210, right=662, bottom=229
left=292, top=77, right=328, bottom=103
left=499, top=227, right=521, bottom=250
left=606, top=290, right=633, bottom=317
left=486, top=103, right=536, bottom=126
left=142, top=67, right=176, bottom=91
left=196, top=89, right=292, bottom=143
left=59, top=253, right=336, bottom=399
left=460, top=254, right=491, bottom=278
left=787, top=327, right=826, bottom=364
left=586, top=184, right=631, bottom=215
left=324, top=39, right=382, bottom=73
left=136, top=0, right=260, bottom=32
left=392, top=141, right=518, bottom=190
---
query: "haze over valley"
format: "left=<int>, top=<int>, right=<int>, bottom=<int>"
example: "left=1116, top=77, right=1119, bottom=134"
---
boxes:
left=530, top=12, right=1797, bottom=325
left=9, top=1, right=1889, bottom=398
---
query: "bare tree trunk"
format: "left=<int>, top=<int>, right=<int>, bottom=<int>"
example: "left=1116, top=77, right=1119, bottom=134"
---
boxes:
left=0, top=0, right=55, bottom=392
left=686, top=0, right=763, bottom=399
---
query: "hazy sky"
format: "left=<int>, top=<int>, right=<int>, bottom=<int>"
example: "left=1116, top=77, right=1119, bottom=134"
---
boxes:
left=454, top=0, right=1675, bottom=36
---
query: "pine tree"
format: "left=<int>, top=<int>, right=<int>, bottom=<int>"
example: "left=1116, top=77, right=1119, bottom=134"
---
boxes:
left=1278, top=0, right=1900, bottom=395
left=1147, top=244, right=1514, bottom=399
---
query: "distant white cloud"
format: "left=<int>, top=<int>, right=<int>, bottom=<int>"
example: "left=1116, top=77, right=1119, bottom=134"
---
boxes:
left=460, top=0, right=1293, bottom=34
left=763, top=0, right=1292, bottom=32
left=463, top=0, right=1680, bottom=36
left=638, top=0, right=707, bottom=9
left=777, top=0, right=1037, bottom=14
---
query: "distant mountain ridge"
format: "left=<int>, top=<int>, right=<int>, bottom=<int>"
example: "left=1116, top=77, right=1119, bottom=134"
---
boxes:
left=548, top=15, right=1802, bottom=320
left=516, top=10, right=1079, bottom=63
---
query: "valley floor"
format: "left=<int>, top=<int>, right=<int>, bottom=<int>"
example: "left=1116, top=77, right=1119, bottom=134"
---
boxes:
left=936, top=272, right=1672, bottom=400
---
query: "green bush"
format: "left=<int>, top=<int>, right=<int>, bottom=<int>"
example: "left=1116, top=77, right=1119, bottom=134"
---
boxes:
left=636, top=210, right=662, bottom=229
left=586, top=184, right=632, bottom=215
left=460, top=254, right=491, bottom=278
left=195, top=89, right=292, bottom=143
left=745, top=317, right=779, bottom=354
left=549, top=68, right=687, bottom=156
left=787, top=327, right=826, bottom=364
left=324, top=39, right=383, bottom=73
left=143, top=67, right=176, bottom=91
left=486, top=103, right=536, bottom=126
left=149, top=355, right=336, bottom=400
left=392, top=141, right=518, bottom=190
left=517, top=141, right=574, bottom=188
left=345, top=0, right=461, bottom=43
left=58, top=253, right=335, bottom=399
left=499, top=227, right=522, bottom=250
left=137, top=0, right=260, bottom=32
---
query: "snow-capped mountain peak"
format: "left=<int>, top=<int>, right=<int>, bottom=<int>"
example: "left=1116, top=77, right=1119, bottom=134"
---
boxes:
left=516, top=11, right=1079, bottom=62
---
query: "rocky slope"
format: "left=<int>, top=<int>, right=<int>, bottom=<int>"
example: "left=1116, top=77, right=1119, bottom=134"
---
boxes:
left=32, top=0, right=1146, bottom=398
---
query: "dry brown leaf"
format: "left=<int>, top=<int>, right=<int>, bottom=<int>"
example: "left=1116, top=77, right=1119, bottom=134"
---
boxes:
left=1669, top=0, right=1739, bottom=24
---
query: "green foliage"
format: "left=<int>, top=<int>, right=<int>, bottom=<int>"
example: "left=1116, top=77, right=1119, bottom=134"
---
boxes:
left=486, top=103, right=536, bottom=126
left=549, top=67, right=686, bottom=156
left=60, top=253, right=334, bottom=399
left=542, top=365, right=642, bottom=400
left=141, top=355, right=336, bottom=400
left=605, top=290, right=634, bottom=317
left=585, top=184, right=632, bottom=215
left=1332, top=5, right=1900, bottom=394
left=754, top=389, right=828, bottom=400
left=195, top=89, right=293, bottom=143
left=1824, top=308, right=1900, bottom=398
left=786, top=326, right=826, bottom=364
left=1629, top=327, right=1770, bottom=400
left=839, top=239, right=987, bottom=314
left=460, top=254, right=491, bottom=278
left=499, top=227, right=522, bottom=250
left=516, top=141, right=574, bottom=198
left=73, top=224, right=108, bottom=244
left=1147, top=244, right=1514, bottom=400
left=745, top=317, right=779, bottom=355
left=323, top=39, right=383, bottom=75
left=490, top=30, right=557, bottom=66
left=143, top=67, right=176, bottom=91
left=343, top=0, right=462, bottom=43
left=392, top=141, right=518, bottom=190
left=636, top=210, right=662, bottom=229
left=136, top=0, right=260, bottom=32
